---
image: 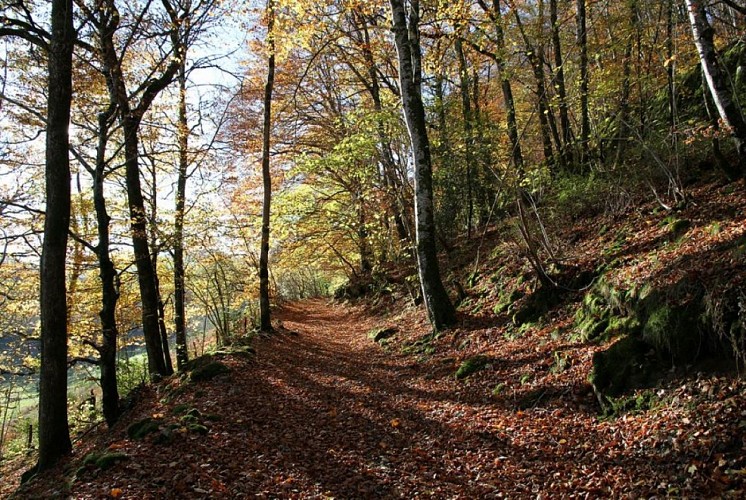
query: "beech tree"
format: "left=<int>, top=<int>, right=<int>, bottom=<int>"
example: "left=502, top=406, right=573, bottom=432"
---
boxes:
left=38, top=0, right=74, bottom=469
left=389, top=0, right=455, bottom=330
left=259, top=0, right=276, bottom=333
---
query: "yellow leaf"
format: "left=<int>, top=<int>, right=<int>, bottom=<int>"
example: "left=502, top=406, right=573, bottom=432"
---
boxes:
left=110, top=488, right=123, bottom=498
left=390, top=418, right=401, bottom=428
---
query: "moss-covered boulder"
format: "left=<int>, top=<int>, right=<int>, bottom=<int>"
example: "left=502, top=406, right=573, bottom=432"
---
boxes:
left=455, top=355, right=492, bottom=380
left=512, top=285, right=564, bottom=326
left=590, top=336, right=662, bottom=404
left=83, top=451, right=129, bottom=470
left=127, top=417, right=162, bottom=440
left=190, top=361, right=230, bottom=382
left=368, top=327, right=398, bottom=343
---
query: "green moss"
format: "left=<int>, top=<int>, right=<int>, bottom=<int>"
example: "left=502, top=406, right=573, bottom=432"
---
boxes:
left=491, top=383, right=506, bottom=396
left=127, top=418, right=162, bottom=440
left=187, top=423, right=209, bottom=435
left=455, top=355, right=491, bottom=380
left=190, top=361, right=230, bottom=382
left=171, top=404, right=191, bottom=415
left=368, top=327, right=397, bottom=343
left=641, top=301, right=702, bottom=364
left=83, top=451, right=129, bottom=470
left=494, top=288, right=524, bottom=315
left=590, top=336, right=655, bottom=400
left=601, top=390, right=661, bottom=419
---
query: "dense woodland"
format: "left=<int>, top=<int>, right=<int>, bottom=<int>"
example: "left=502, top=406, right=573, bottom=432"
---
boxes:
left=0, top=0, right=746, bottom=494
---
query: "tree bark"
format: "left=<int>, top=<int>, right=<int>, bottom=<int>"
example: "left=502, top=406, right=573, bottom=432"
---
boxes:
left=390, top=0, right=456, bottom=330
left=98, top=0, right=185, bottom=378
left=122, top=116, right=168, bottom=377
left=93, top=103, right=120, bottom=427
left=174, top=55, right=189, bottom=370
left=513, top=6, right=555, bottom=168
left=455, top=37, right=475, bottom=237
left=259, top=0, right=276, bottom=333
left=37, top=0, right=73, bottom=470
left=685, top=0, right=746, bottom=175
left=551, top=0, right=573, bottom=166
left=576, top=0, right=590, bottom=169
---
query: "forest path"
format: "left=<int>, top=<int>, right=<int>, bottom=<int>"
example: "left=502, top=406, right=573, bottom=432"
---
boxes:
left=43, top=299, right=701, bottom=499
left=234, top=298, right=485, bottom=498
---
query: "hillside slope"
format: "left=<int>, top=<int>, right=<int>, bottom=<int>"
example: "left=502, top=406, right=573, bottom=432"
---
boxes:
left=6, top=176, right=746, bottom=498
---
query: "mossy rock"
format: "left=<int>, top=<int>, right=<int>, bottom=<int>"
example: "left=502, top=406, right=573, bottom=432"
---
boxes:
left=641, top=301, right=702, bottom=364
left=171, top=403, right=191, bottom=415
left=187, top=423, right=209, bottom=435
left=83, top=452, right=129, bottom=470
left=153, top=427, right=174, bottom=445
left=590, top=336, right=660, bottom=401
left=493, top=288, right=524, bottom=315
left=212, top=345, right=256, bottom=360
left=665, top=218, right=692, bottom=240
left=184, top=354, right=216, bottom=372
left=190, top=361, right=230, bottom=382
left=455, top=355, right=492, bottom=380
left=368, top=327, right=398, bottom=343
left=127, top=418, right=162, bottom=440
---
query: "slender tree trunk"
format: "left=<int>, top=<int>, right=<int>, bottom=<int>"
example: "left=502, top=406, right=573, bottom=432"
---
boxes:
left=514, top=8, right=554, bottom=168
left=99, top=0, right=183, bottom=378
left=551, top=0, right=573, bottom=166
left=357, top=14, right=412, bottom=252
left=38, top=0, right=73, bottom=470
left=259, top=0, right=276, bottom=333
left=576, top=0, right=590, bottom=168
left=615, top=1, right=634, bottom=166
left=491, top=0, right=524, bottom=173
left=93, top=104, right=120, bottom=427
left=455, top=38, right=475, bottom=238
left=122, top=117, right=168, bottom=377
left=666, top=0, right=676, bottom=131
left=390, top=0, right=456, bottom=330
left=173, top=57, right=189, bottom=370
left=685, top=0, right=746, bottom=175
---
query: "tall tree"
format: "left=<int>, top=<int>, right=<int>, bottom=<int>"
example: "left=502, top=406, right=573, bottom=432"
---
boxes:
left=173, top=48, right=190, bottom=370
left=576, top=0, right=590, bottom=168
left=685, top=0, right=746, bottom=175
left=389, top=0, right=456, bottom=330
left=97, top=0, right=189, bottom=378
left=259, top=0, right=276, bottom=332
left=38, top=0, right=74, bottom=469
left=550, top=0, right=572, bottom=166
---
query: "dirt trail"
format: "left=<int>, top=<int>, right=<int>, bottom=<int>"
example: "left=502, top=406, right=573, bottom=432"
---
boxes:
left=15, top=299, right=726, bottom=498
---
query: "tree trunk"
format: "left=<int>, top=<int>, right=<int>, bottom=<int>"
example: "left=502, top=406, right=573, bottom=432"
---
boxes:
left=38, top=0, right=73, bottom=470
left=455, top=37, right=475, bottom=238
left=173, top=57, right=189, bottom=370
left=685, top=0, right=746, bottom=175
left=576, top=0, right=590, bottom=169
left=389, top=0, right=456, bottom=330
left=123, top=116, right=168, bottom=378
left=514, top=7, right=555, bottom=168
left=356, top=13, right=412, bottom=253
left=93, top=105, right=120, bottom=427
left=259, top=0, right=276, bottom=333
left=492, top=0, right=524, bottom=172
left=551, top=0, right=573, bottom=166
left=99, top=0, right=184, bottom=378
